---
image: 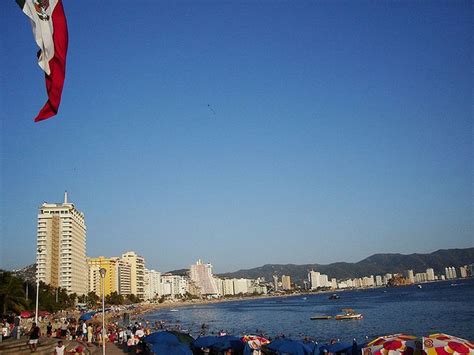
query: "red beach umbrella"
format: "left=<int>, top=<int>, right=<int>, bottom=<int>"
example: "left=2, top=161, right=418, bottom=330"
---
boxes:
left=423, top=333, right=474, bottom=355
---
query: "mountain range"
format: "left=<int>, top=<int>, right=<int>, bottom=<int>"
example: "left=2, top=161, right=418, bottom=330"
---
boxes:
left=218, top=248, right=474, bottom=285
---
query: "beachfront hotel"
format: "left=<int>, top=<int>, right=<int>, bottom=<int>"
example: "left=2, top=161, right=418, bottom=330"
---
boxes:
left=190, top=259, right=219, bottom=297
left=121, top=251, right=145, bottom=299
left=36, top=192, right=88, bottom=295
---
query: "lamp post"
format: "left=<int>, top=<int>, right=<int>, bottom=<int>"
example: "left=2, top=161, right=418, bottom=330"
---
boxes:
left=35, top=248, right=43, bottom=324
left=99, top=268, right=107, bottom=355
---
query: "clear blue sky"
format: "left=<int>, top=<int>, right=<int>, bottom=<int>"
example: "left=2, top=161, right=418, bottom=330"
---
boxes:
left=1, top=1, right=472, bottom=273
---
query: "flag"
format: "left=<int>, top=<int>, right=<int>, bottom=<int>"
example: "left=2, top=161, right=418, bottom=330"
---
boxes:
left=16, top=0, right=68, bottom=122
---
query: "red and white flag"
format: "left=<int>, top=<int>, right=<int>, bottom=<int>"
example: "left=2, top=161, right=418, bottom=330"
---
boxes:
left=17, top=0, right=68, bottom=122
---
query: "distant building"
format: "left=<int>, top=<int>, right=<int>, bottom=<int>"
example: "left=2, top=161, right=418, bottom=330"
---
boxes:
left=426, top=268, right=435, bottom=281
left=87, top=256, right=117, bottom=296
left=233, top=278, right=249, bottom=294
left=223, top=279, right=234, bottom=296
left=115, top=258, right=131, bottom=295
left=375, top=275, right=383, bottom=286
left=121, top=251, right=145, bottom=299
left=459, top=266, right=468, bottom=278
left=407, top=270, right=415, bottom=284
left=281, top=275, right=291, bottom=290
left=331, top=278, right=337, bottom=289
left=190, top=260, right=218, bottom=297
left=161, top=274, right=187, bottom=298
left=273, top=275, right=279, bottom=292
left=36, top=192, right=87, bottom=295
left=308, top=270, right=320, bottom=289
left=144, top=269, right=161, bottom=300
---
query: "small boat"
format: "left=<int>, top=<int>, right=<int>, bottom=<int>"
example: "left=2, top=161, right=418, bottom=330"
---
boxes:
left=310, top=315, right=333, bottom=320
left=170, top=309, right=179, bottom=312
left=335, top=309, right=363, bottom=320
left=302, top=297, right=307, bottom=300
left=417, top=285, right=422, bottom=289
left=329, top=294, right=340, bottom=300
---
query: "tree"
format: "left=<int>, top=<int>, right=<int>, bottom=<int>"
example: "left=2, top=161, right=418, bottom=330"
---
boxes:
left=105, top=291, right=124, bottom=305
left=86, top=291, right=100, bottom=308
left=0, top=272, right=28, bottom=313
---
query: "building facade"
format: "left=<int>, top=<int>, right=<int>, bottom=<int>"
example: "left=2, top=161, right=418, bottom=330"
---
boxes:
left=121, top=251, right=145, bottom=299
left=189, top=260, right=218, bottom=297
left=36, top=192, right=87, bottom=295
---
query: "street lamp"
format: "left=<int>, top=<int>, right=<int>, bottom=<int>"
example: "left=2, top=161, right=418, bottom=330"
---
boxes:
left=99, top=268, right=107, bottom=355
left=35, top=248, right=43, bottom=324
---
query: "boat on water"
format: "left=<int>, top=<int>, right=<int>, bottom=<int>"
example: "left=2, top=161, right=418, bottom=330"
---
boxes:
left=170, top=309, right=179, bottom=312
left=310, top=315, right=333, bottom=320
left=335, top=309, right=363, bottom=320
left=417, top=285, right=422, bottom=289
left=329, top=293, right=340, bottom=300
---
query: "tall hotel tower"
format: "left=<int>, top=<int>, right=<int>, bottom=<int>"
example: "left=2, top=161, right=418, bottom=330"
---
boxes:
left=36, top=192, right=87, bottom=295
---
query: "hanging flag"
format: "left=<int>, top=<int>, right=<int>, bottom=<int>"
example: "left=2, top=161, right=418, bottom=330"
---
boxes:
left=16, top=0, right=68, bottom=122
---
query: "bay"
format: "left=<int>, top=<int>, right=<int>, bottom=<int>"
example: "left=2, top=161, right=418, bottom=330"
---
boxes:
left=143, top=279, right=474, bottom=342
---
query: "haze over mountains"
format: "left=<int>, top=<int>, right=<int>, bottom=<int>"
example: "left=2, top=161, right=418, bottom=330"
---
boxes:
left=218, top=248, right=474, bottom=284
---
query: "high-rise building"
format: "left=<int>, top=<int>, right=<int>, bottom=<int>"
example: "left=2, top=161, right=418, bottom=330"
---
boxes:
left=407, top=270, right=415, bottom=284
left=189, top=260, right=218, bottom=297
left=308, top=270, right=320, bottom=289
left=144, top=269, right=162, bottom=300
left=121, top=251, right=145, bottom=299
left=223, top=279, right=234, bottom=295
left=281, top=275, right=291, bottom=290
left=87, top=256, right=117, bottom=296
left=426, top=268, right=435, bottom=281
left=114, top=258, right=131, bottom=295
left=36, top=192, right=87, bottom=295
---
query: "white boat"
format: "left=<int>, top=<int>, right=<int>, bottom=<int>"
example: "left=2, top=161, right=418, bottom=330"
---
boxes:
left=417, top=285, right=422, bottom=289
left=335, top=309, right=363, bottom=320
left=170, top=309, right=179, bottom=312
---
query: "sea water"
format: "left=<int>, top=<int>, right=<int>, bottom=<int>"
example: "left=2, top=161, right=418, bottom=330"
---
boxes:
left=144, top=278, right=474, bottom=342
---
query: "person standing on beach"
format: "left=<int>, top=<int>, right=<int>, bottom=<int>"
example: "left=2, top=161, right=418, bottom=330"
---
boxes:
left=87, top=323, right=93, bottom=345
left=46, top=322, right=52, bottom=337
left=28, top=322, right=41, bottom=352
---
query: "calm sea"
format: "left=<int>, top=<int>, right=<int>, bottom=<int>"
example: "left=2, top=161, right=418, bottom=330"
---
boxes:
left=143, top=279, right=474, bottom=342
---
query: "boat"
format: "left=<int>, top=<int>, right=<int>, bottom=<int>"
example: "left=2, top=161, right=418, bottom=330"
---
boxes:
left=329, top=294, right=340, bottom=300
left=170, top=309, right=179, bottom=312
left=335, top=309, right=363, bottom=320
left=302, top=297, right=307, bottom=300
left=310, top=315, right=333, bottom=320
left=417, top=285, right=422, bottom=289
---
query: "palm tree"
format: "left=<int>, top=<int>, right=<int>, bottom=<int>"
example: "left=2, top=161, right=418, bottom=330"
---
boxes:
left=0, top=271, right=28, bottom=314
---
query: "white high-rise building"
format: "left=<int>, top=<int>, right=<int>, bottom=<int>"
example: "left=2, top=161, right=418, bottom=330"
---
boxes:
left=121, top=251, right=145, bottom=299
left=407, top=270, right=415, bottom=284
left=36, top=192, right=87, bottom=295
left=426, top=268, right=435, bottom=281
left=190, top=260, right=218, bottom=297
left=144, top=269, right=162, bottom=300
left=308, top=270, right=320, bottom=289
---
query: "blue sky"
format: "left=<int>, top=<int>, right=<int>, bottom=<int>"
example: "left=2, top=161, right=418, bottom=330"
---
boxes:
left=1, top=0, right=472, bottom=273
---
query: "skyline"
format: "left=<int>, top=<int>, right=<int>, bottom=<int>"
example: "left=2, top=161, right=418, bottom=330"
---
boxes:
left=1, top=1, right=472, bottom=273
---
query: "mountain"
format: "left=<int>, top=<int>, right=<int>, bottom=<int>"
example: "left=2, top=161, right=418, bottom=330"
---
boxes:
left=218, top=248, right=474, bottom=285
left=11, top=263, right=36, bottom=283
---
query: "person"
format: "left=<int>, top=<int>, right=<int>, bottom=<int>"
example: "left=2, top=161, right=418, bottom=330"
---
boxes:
left=47, top=322, right=53, bottom=337
left=82, top=322, right=87, bottom=340
left=28, top=322, right=41, bottom=352
left=60, top=321, right=68, bottom=339
left=87, top=323, right=93, bottom=345
left=54, top=340, right=65, bottom=355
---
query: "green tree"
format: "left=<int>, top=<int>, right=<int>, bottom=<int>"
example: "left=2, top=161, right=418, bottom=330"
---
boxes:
left=105, top=291, right=124, bottom=305
left=0, top=272, right=28, bottom=313
left=86, top=291, right=100, bottom=308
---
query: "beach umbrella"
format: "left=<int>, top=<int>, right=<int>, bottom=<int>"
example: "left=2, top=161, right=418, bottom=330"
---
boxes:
left=242, top=335, right=271, bottom=355
left=212, top=335, right=245, bottom=352
left=363, top=334, right=423, bottom=355
left=423, top=333, right=474, bottom=355
left=192, top=335, right=221, bottom=349
left=265, top=338, right=318, bottom=355
left=20, top=311, right=34, bottom=318
left=79, top=311, right=96, bottom=321
left=320, top=342, right=353, bottom=354
left=145, top=331, right=194, bottom=355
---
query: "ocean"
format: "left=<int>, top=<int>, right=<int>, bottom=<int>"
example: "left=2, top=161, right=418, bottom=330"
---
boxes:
left=143, top=279, right=474, bottom=342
